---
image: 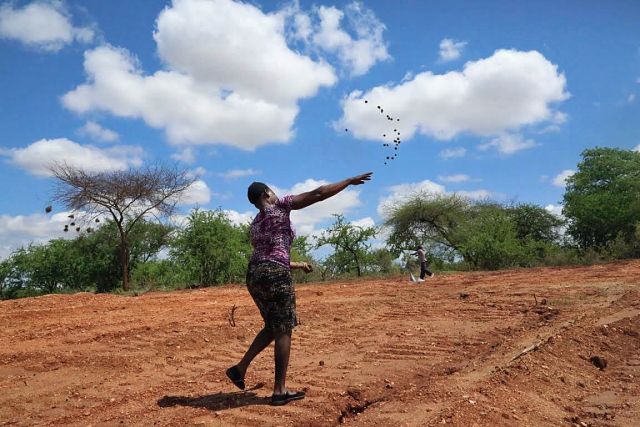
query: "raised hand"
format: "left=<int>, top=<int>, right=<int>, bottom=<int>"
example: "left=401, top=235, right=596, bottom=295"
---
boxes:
left=350, top=172, right=373, bottom=186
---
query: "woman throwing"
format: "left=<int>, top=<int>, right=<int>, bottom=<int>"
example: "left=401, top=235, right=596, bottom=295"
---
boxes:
left=226, top=172, right=372, bottom=405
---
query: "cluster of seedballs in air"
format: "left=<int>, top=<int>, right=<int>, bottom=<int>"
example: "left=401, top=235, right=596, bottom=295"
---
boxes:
left=44, top=205, right=99, bottom=233
left=344, top=99, right=403, bottom=165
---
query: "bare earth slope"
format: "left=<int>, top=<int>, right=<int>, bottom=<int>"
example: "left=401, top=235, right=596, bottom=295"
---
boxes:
left=1, top=260, right=639, bottom=426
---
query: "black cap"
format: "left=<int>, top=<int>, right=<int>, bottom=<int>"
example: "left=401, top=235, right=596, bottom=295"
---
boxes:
left=248, top=182, right=268, bottom=205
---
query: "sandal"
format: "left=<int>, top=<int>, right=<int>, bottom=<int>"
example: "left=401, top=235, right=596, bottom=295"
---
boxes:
left=270, top=390, right=305, bottom=406
left=225, top=366, right=245, bottom=390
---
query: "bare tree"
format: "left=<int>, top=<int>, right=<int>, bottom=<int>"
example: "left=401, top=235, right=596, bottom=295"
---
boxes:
left=50, top=163, right=196, bottom=291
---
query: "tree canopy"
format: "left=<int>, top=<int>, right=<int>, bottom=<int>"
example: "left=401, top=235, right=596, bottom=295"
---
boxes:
left=563, top=147, right=640, bottom=252
left=315, top=214, right=377, bottom=277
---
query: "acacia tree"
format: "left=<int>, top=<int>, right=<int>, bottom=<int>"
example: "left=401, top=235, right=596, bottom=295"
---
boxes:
left=50, top=164, right=195, bottom=291
left=383, top=192, right=469, bottom=260
left=315, top=214, right=377, bottom=277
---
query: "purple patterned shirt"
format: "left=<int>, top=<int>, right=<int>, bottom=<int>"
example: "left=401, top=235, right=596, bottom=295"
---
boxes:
left=250, top=195, right=296, bottom=268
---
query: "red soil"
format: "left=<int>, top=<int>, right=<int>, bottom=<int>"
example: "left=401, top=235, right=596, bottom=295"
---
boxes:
left=1, top=260, right=639, bottom=426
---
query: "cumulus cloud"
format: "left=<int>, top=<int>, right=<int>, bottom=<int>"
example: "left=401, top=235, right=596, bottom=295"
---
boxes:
left=62, top=0, right=336, bottom=150
left=545, top=204, right=563, bottom=218
left=340, top=49, right=569, bottom=145
left=437, top=174, right=471, bottom=183
left=78, top=121, right=119, bottom=142
left=218, top=168, right=260, bottom=180
left=552, top=169, right=575, bottom=187
left=351, top=216, right=376, bottom=228
left=478, top=133, right=537, bottom=155
left=438, top=38, right=467, bottom=62
left=178, top=179, right=211, bottom=205
left=224, top=209, right=254, bottom=226
left=0, top=211, right=75, bottom=259
left=634, top=144, right=640, bottom=152
left=0, top=1, right=94, bottom=51
left=1, top=138, right=143, bottom=177
left=310, top=2, right=390, bottom=76
left=271, top=178, right=362, bottom=235
left=439, top=147, right=466, bottom=159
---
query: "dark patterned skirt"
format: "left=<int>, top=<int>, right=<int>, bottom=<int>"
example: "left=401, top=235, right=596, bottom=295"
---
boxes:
left=246, top=261, right=297, bottom=334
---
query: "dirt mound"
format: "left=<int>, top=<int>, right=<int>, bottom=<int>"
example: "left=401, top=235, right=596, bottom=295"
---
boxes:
left=1, top=260, right=639, bottom=426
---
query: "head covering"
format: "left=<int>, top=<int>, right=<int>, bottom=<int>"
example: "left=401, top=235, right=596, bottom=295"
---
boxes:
left=248, top=181, right=269, bottom=205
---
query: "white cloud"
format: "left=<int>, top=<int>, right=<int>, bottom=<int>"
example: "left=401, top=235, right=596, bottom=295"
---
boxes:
left=351, top=216, right=375, bottom=229
left=634, top=144, right=640, bottom=152
left=439, top=147, right=466, bottom=159
left=271, top=178, right=362, bottom=236
left=340, top=49, right=569, bottom=143
left=78, top=121, right=119, bottom=142
left=179, top=179, right=211, bottom=205
left=552, top=169, right=575, bottom=187
left=62, top=0, right=336, bottom=150
left=171, top=147, right=196, bottom=164
left=311, top=2, right=390, bottom=76
left=218, top=168, right=260, bottom=180
left=188, top=166, right=206, bottom=178
left=1, top=138, right=143, bottom=177
left=538, top=111, right=568, bottom=134
left=438, top=174, right=471, bottom=183
left=478, top=133, right=537, bottom=155
left=545, top=204, right=563, bottom=218
left=377, top=180, right=446, bottom=216
left=0, top=1, right=94, bottom=52
left=0, top=211, right=78, bottom=260
left=290, top=10, right=312, bottom=41
left=628, top=93, right=636, bottom=104
left=438, top=38, right=467, bottom=62
left=224, top=209, right=254, bottom=226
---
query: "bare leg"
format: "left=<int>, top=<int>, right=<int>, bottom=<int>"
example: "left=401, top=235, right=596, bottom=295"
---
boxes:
left=273, top=330, right=292, bottom=395
left=235, top=327, right=274, bottom=377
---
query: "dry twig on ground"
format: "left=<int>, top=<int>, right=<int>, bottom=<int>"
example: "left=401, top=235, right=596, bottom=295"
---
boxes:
left=228, top=304, right=237, bottom=327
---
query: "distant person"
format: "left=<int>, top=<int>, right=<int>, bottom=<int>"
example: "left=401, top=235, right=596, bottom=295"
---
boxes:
left=226, top=172, right=373, bottom=406
left=412, top=245, right=434, bottom=282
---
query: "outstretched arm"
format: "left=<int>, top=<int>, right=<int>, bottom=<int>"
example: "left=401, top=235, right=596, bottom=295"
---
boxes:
left=290, top=172, right=372, bottom=210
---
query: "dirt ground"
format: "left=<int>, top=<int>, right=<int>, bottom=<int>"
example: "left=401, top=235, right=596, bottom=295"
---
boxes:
left=1, top=260, right=639, bottom=426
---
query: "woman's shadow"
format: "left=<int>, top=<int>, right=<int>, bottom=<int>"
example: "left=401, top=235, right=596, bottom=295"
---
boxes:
left=158, top=383, right=269, bottom=411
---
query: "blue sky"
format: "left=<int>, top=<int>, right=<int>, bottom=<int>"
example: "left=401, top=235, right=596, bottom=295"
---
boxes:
left=0, top=0, right=639, bottom=258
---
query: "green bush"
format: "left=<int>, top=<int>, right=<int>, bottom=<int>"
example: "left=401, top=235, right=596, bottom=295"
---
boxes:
left=170, top=209, right=252, bottom=286
left=130, top=260, right=189, bottom=291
